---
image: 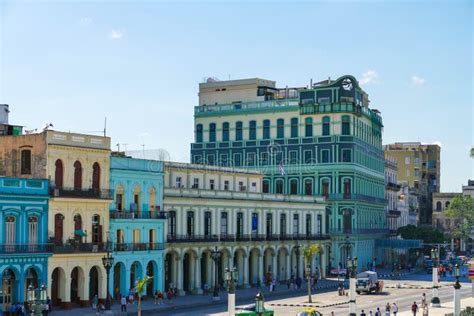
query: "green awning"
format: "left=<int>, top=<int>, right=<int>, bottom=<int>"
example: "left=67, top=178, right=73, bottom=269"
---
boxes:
left=74, top=229, right=87, bottom=237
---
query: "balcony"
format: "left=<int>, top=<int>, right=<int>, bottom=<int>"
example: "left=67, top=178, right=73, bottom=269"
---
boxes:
left=50, top=187, right=113, bottom=199
left=388, top=209, right=401, bottom=217
left=194, top=99, right=300, bottom=116
left=166, top=233, right=330, bottom=243
left=110, top=210, right=167, bottom=220
left=113, top=243, right=164, bottom=252
left=327, top=193, right=387, bottom=205
left=329, top=228, right=389, bottom=235
left=299, top=102, right=383, bottom=126
left=386, top=182, right=401, bottom=191
left=53, top=242, right=108, bottom=254
left=0, top=244, right=54, bottom=254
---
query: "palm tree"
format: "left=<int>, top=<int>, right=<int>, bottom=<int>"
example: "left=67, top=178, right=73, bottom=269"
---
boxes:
left=302, top=244, right=323, bottom=303
left=135, top=276, right=152, bottom=316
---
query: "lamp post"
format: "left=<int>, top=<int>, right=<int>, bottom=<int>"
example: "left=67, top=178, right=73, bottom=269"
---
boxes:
left=306, top=265, right=312, bottom=303
left=211, top=247, right=222, bottom=301
left=255, top=292, right=265, bottom=316
left=454, top=264, right=461, bottom=316
left=27, top=283, right=45, bottom=316
left=431, top=248, right=441, bottom=307
left=102, top=248, right=114, bottom=311
left=225, top=267, right=238, bottom=316
left=347, top=256, right=358, bottom=316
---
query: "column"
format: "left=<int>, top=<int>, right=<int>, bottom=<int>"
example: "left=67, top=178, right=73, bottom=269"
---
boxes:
left=194, top=254, right=203, bottom=294
left=258, top=254, right=264, bottom=284
left=177, top=257, right=185, bottom=296
left=124, top=266, right=131, bottom=296
left=243, top=254, right=249, bottom=288
left=299, top=253, right=304, bottom=279
left=321, top=251, right=327, bottom=278
left=63, top=276, right=71, bottom=305
left=286, top=252, right=291, bottom=280
left=272, top=255, right=277, bottom=276
left=206, top=253, right=212, bottom=289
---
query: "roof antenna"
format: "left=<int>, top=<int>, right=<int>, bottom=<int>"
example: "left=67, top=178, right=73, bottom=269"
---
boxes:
left=104, top=117, right=107, bottom=137
left=328, top=76, right=331, bottom=84
left=310, top=78, right=313, bottom=87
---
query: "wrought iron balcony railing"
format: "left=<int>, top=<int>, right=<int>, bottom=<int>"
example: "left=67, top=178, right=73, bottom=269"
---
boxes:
left=109, top=210, right=167, bottom=220
left=329, top=228, right=389, bottom=235
left=166, top=233, right=330, bottom=243
left=0, top=244, right=54, bottom=254
left=53, top=242, right=109, bottom=253
left=50, top=187, right=113, bottom=199
left=113, top=243, right=165, bottom=252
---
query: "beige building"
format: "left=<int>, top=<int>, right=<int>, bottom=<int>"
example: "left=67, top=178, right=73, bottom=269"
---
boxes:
left=384, top=142, right=441, bottom=224
left=163, top=162, right=329, bottom=295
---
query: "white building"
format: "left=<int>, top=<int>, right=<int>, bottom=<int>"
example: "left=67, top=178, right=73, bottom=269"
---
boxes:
left=163, top=162, right=329, bottom=295
left=385, top=157, right=401, bottom=233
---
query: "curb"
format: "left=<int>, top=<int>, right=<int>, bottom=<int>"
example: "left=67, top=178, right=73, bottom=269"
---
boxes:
left=270, top=300, right=350, bottom=308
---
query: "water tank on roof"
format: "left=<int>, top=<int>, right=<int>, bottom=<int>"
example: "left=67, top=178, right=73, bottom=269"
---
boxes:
left=0, top=104, right=9, bottom=125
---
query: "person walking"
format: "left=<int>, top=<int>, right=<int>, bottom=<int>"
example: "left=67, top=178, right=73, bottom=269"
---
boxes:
left=375, top=307, right=381, bottom=316
left=360, top=310, right=367, bottom=316
left=92, top=294, right=98, bottom=311
left=385, top=303, right=391, bottom=316
left=421, top=293, right=427, bottom=308
left=120, top=295, right=127, bottom=312
left=411, top=301, right=418, bottom=316
left=369, top=311, right=374, bottom=316
left=392, top=303, right=398, bottom=316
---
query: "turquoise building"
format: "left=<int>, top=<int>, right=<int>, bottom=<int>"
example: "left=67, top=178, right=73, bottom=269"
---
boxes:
left=109, top=156, right=166, bottom=298
left=0, top=177, right=51, bottom=310
left=190, top=75, right=387, bottom=270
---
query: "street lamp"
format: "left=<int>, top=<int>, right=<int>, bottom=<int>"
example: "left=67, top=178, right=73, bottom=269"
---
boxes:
left=347, top=257, right=358, bottom=316
left=27, top=283, right=44, bottom=316
left=211, top=247, right=222, bottom=301
left=255, top=292, right=265, bottom=316
left=431, top=248, right=441, bottom=307
left=225, top=267, right=238, bottom=316
left=102, top=248, right=115, bottom=311
left=306, top=265, right=313, bottom=303
left=454, top=264, right=461, bottom=316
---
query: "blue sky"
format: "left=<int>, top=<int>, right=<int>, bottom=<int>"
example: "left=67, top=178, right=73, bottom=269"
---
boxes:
left=1, top=0, right=472, bottom=192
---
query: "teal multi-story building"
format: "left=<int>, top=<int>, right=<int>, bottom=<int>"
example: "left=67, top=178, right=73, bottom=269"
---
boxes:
left=0, top=177, right=51, bottom=311
left=109, top=155, right=166, bottom=297
left=190, top=75, right=387, bottom=269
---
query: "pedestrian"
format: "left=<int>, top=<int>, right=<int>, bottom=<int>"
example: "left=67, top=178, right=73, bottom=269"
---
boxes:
left=369, top=310, right=373, bottom=316
left=128, top=290, right=134, bottom=305
left=421, top=293, right=427, bottom=308
left=92, top=294, right=98, bottom=310
left=157, top=290, right=163, bottom=305
left=385, top=303, right=391, bottom=316
left=43, top=302, right=49, bottom=316
left=167, top=288, right=173, bottom=303
left=46, top=296, right=52, bottom=312
left=392, top=303, right=398, bottom=316
left=375, top=307, right=381, bottom=316
left=422, top=305, right=428, bottom=316
left=120, top=295, right=127, bottom=312
left=361, top=310, right=367, bottom=316
left=411, top=301, right=418, bottom=316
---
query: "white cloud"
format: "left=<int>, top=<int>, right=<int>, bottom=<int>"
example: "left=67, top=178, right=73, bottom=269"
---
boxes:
left=109, top=29, right=124, bottom=40
left=360, top=70, right=379, bottom=85
left=78, top=17, right=92, bottom=27
left=411, top=75, right=426, bottom=86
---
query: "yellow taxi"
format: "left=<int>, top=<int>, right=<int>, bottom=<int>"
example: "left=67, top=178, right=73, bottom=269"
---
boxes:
left=296, top=307, right=322, bottom=316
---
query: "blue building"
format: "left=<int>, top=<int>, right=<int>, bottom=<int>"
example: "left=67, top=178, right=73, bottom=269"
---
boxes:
left=109, top=156, right=166, bottom=298
left=0, top=177, right=51, bottom=311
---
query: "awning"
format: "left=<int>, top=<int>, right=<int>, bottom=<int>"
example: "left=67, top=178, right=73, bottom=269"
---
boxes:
left=74, top=229, right=87, bottom=237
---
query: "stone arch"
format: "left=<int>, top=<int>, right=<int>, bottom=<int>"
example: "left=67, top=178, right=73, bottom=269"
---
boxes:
left=70, top=266, right=85, bottom=304
left=146, top=260, right=158, bottom=296
left=248, top=247, right=262, bottom=285
left=89, top=265, right=104, bottom=300
left=51, top=267, right=66, bottom=306
left=113, top=261, right=126, bottom=299
left=277, top=246, right=290, bottom=281
left=130, top=261, right=143, bottom=289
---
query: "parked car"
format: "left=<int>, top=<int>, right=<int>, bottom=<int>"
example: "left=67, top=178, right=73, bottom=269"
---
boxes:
left=297, top=308, right=323, bottom=316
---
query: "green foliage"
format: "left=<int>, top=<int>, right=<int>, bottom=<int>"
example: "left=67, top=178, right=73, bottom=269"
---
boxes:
left=445, top=194, right=474, bottom=240
left=302, top=244, right=323, bottom=265
left=397, top=225, right=447, bottom=244
left=135, top=276, right=152, bottom=295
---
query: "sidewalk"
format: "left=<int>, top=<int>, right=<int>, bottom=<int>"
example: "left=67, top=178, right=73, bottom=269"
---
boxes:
left=398, top=297, right=474, bottom=316
left=50, top=279, right=340, bottom=316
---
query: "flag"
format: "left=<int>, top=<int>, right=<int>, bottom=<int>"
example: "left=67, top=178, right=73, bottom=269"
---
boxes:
left=279, top=161, right=286, bottom=176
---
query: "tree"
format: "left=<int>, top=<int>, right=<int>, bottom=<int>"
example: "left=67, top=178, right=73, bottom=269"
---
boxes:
left=135, top=276, right=152, bottom=316
left=302, top=244, right=323, bottom=303
left=445, top=194, right=474, bottom=241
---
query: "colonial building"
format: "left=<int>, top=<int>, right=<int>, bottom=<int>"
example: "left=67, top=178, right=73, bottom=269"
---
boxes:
left=190, top=75, right=386, bottom=267
left=0, top=128, right=112, bottom=308
left=109, top=155, right=166, bottom=298
left=163, top=162, right=329, bottom=296
left=384, top=157, right=401, bottom=233
left=0, top=177, right=51, bottom=311
left=384, top=142, right=441, bottom=224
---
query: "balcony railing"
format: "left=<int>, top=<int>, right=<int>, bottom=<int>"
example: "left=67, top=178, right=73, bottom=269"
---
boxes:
left=109, top=210, right=167, bottom=220
left=327, top=193, right=387, bottom=205
left=0, top=244, right=54, bottom=254
left=50, top=187, right=113, bottom=199
left=167, top=233, right=330, bottom=243
left=113, top=243, right=165, bottom=252
left=329, top=228, right=389, bottom=235
left=299, top=102, right=383, bottom=126
left=386, top=182, right=401, bottom=191
left=53, top=242, right=109, bottom=254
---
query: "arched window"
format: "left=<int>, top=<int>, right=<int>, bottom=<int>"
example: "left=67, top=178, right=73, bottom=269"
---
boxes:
left=343, top=178, right=351, bottom=198
left=263, top=180, right=270, bottom=193
left=341, top=115, right=351, bottom=135
left=54, top=214, right=64, bottom=243
left=92, top=162, right=100, bottom=192
left=28, top=216, right=38, bottom=244
left=209, top=123, right=216, bottom=142
left=133, top=185, right=141, bottom=212
left=222, top=122, right=229, bottom=142
left=276, top=179, right=284, bottom=194
left=235, top=121, right=243, bottom=141
left=436, top=201, right=442, bottom=211
left=196, top=124, right=203, bottom=143
left=54, top=159, right=63, bottom=189
left=445, top=201, right=450, bottom=208
left=149, top=187, right=157, bottom=212
left=21, top=149, right=32, bottom=175
left=322, top=116, right=330, bottom=136
left=304, top=179, right=313, bottom=196
left=291, top=118, right=299, bottom=138
left=249, top=121, right=257, bottom=140
left=277, top=119, right=284, bottom=139
left=115, top=184, right=124, bottom=211
left=74, top=214, right=82, bottom=242
left=73, top=161, right=82, bottom=190
left=305, top=117, right=313, bottom=137
left=321, top=179, right=330, bottom=197
left=263, top=120, right=270, bottom=139
left=290, top=179, right=298, bottom=195
left=5, top=216, right=16, bottom=244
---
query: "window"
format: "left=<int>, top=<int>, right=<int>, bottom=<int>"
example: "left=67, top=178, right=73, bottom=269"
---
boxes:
left=236, top=212, right=244, bottom=237
left=263, top=180, right=270, bottom=193
left=92, top=162, right=100, bottom=192
left=260, top=152, right=268, bottom=165
left=92, top=214, right=102, bottom=243
left=321, top=150, right=330, bottom=163
left=280, top=214, right=287, bottom=235
left=186, top=211, right=194, bottom=237
left=306, top=214, right=312, bottom=236
left=436, top=201, right=442, bottom=211
left=341, top=115, right=351, bottom=135
left=209, top=179, right=215, bottom=190
left=192, top=178, right=199, bottom=189
left=222, top=122, right=229, bottom=142
left=251, top=213, right=258, bottom=236
left=224, top=180, right=229, bottom=191
left=321, top=179, right=330, bottom=197
left=277, top=119, right=284, bottom=138
left=116, top=192, right=123, bottom=210
left=207, top=154, right=215, bottom=165
left=304, top=179, right=312, bottom=196
left=304, top=150, right=312, bottom=163
left=221, top=212, right=228, bottom=235
left=238, top=181, right=245, bottom=192
left=251, top=182, right=257, bottom=191
left=291, top=118, right=298, bottom=138
left=266, top=213, right=273, bottom=236
left=20, top=149, right=31, bottom=175
left=204, top=211, right=212, bottom=237
left=234, top=153, right=242, bottom=167
left=196, top=124, right=203, bottom=143
left=5, top=216, right=16, bottom=245
left=322, top=116, right=330, bottom=136
left=236, top=121, right=243, bottom=141
left=293, top=214, right=299, bottom=235
left=305, top=117, right=313, bottom=137
left=175, top=176, right=182, bottom=188
left=249, top=121, right=256, bottom=140
left=29, top=217, right=38, bottom=244
left=276, top=179, right=284, bottom=194
left=317, top=214, right=322, bottom=235
left=263, top=120, right=270, bottom=139
left=289, top=151, right=298, bottom=164
left=73, top=160, right=82, bottom=190
left=220, top=154, right=228, bottom=166
left=445, top=201, right=450, bottom=208
left=343, top=179, right=351, bottom=198
left=209, top=123, right=216, bottom=142
left=168, top=211, right=176, bottom=237
left=342, top=149, right=352, bottom=162
left=290, top=179, right=298, bottom=195
left=247, top=152, right=256, bottom=166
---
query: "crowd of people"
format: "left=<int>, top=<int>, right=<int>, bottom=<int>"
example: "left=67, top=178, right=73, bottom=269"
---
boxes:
left=2, top=297, right=52, bottom=316
left=357, top=293, right=429, bottom=316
